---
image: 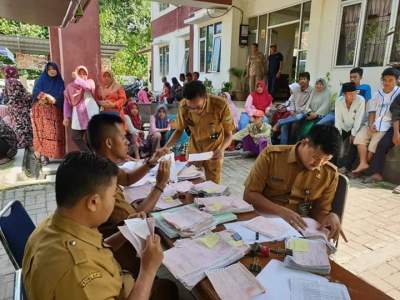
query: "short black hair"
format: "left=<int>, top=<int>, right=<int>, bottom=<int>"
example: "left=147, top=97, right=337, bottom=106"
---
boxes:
left=270, top=44, right=277, bottom=49
left=183, top=80, right=207, bottom=100
left=306, top=125, right=341, bottom=157
left=87, top=113, right=123, bottom=151
left=342, top=82, right=356, bottom=93
left=298, top=72, right=310, bottom=81
left=381, top=67, right=400, bottom=80
left=193, top=72, right=200, bottom=77
left=56, top=152, right=119, bottom=208
left=350, top=67, right=363, bottom=77
left=186, top=72, right=193, bottom=78
left=172, top=77, right=179, bottom=85
left=252, top=43, right=258, bottom=48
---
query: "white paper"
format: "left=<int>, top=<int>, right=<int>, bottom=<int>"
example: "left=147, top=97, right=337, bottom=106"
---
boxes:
left=125, top=218, right=150, bottom=240
left=118, top=225, right=145, bottom=257
left=223, top=221, right=274, bottom=245
left=206, top=263, right=265, bottom=300
left=244, top=216, right=301, bottom=240
left=188, top=151, right=213, bottom=162
left=119, top=160, right=143, bottom=172
left=195, top=196, right=254, bottom=214
left=177, top=165, right=203, bottom=180
left=300, top=218, right=329, bottom=240
left=289, top=278, right=351, bottom=300
left=123, top=183, right=154, bottom=204
left=155, top=196, right=183, bottom=211
left=194, top=181, right=227, bottom=194
left=253, top=259, right=328, bottom=300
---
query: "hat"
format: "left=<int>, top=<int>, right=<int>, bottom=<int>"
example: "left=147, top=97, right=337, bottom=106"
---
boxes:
left=253, top=110, right=265, bottom=117
left=342, top=82, right=356, bottom=93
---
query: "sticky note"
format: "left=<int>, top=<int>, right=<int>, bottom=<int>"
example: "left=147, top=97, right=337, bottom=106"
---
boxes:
left=226, top=238, right=244, bottom=247
left=199, top=233, right=220, bottom=248
left=209, top=202, right=223, bottom=212
left=287, top=239, right=309, bottom=252
left=204, top=188, right=216, bottom=194
left=163, top=196, right=174, bottom=203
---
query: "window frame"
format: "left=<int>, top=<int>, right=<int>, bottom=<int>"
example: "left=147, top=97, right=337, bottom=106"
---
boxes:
left=159, top=45, right=169, bottom=76
left=387, top=0, right=400, bottom=64
left=199, top=28, right=207, bottom=73
left=199, top=22, right=222, bottom=74
left=159, top=3, right=169, bottom=12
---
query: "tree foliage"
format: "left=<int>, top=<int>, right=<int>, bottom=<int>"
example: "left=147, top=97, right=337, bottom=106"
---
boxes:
left=0, top=18, right=48, bottom=38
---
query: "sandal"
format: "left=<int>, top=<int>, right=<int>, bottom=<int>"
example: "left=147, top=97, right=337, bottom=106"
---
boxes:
left=393, top=185, right=400, bottom=194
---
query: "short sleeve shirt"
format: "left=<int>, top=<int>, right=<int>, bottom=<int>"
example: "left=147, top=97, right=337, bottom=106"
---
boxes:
left=176, top=95, right=235, bottom=153
left=267, top=52, right=283, bottom=75
left=244, top=144, right=338, bottom=218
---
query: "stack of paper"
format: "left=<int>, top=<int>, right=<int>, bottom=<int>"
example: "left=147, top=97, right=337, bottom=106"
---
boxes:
left=177, top=165, right=204, bottom=181
left=244, top=216, right=301, bottom=240
left=155, top=195, right=183, bottom=211
left=254, top=259, right=330, bottom=300
left=289, top=278, right=350, bottom=300
left=118, top=218, right=152, bottom=257
left=299, top=218, right=330, bottom=240
left=284, top=238, right=331, bottom=275
left=195, top=195, right=254, bottom=214
left=192, top=181, right=228, bottom=196
left=161, top=205, right=216, bottom=237
left=163, top=230, right=250, bottom=289
left=163, top=180, right=194, bottom=196
left=151, top=204, right=237, bottom=239
left=123, top=183, right=154, bottom=204
left=206, top=262, right=266, bottom=299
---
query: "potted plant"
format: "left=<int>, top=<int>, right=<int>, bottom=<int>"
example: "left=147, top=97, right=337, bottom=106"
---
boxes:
left=203, top=78, right=214, bottom=94
left=221, top=81, right=233, bottom=93
left=229, top=67, right=246, bottom=101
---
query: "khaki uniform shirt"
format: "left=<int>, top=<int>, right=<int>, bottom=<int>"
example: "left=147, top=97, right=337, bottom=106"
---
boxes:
left=176, top=95, right=235, bottom=153
left=244, top=144, right=338, bottom=219
left=99, top=185, right=137, bottom=237
left=248, top=52, right=265, bottom=78
left=23, top=213, right=134, bottom=300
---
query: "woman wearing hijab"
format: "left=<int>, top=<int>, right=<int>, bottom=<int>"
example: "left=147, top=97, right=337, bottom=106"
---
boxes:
left=2, top=66, right=33, bottom=148
left=125, top=101, right=144, bottom=159
left=137, top=87, right=151, bottom=104
left=297, top=78, right=331, bottom=139
left=97, top=70, right=127, bottom=120
left=31, top=62, right=65, bottom=163
left=238, top=80, right=273, bottom=130
left=63, top=65, right=99, bottom=152
left=171, top=77, right=182, bottom=102
left=220, top=92, right=239, bottom=129
left=0, top=117, right=17, bottom=165
left=148, top=104, right=170, bottom=154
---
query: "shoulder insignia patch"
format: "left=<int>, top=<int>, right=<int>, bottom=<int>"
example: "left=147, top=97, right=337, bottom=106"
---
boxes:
left=80, top=272, right=102, bottom=288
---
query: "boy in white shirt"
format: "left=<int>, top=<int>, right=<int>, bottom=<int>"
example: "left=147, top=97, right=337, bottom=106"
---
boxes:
left=352, top=68, right=400, bottom=175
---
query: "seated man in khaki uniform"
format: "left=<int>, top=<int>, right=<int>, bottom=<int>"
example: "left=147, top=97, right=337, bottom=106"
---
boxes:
left=87, top=114, right=171, bottom=237
left=162, top=81, right=234, bottom=183
left=244, top=125, right=342, bottom=240
left=23, top=152, right=178, bottom=300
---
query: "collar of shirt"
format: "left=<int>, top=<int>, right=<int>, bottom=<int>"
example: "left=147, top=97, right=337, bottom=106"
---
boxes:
left=51, top=212, right=103, bottom=249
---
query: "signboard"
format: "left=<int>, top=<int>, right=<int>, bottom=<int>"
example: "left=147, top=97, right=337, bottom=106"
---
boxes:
left=16, top=53, right=47, bottom=70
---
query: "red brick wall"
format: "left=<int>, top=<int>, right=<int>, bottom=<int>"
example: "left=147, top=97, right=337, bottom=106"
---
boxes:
left=152, top=6, right=193, bottom=39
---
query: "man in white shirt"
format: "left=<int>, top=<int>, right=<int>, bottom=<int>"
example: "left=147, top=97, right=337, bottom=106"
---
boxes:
left=334, top=82, right=365, bottom=172
left=353, top=68, right=400, bottom=174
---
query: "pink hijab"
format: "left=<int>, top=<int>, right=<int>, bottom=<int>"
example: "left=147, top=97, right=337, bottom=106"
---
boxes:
left=64, top=65, right=95, bottom=106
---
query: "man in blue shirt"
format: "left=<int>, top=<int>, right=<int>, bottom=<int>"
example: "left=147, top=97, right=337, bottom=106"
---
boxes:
left=340, top=67, right=372, bottom=101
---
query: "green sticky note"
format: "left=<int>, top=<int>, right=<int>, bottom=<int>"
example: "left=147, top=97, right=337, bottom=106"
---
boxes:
left=209, top=202, right=223, bottom=212
left=199, top=233, right=220, bottom=248
left=287, top=239, right=309, bottom=252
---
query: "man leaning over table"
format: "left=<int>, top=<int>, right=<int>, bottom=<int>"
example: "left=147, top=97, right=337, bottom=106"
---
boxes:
left=244, top=125, right=342, bottom=240
left=160, top=80, right=234, bottom=183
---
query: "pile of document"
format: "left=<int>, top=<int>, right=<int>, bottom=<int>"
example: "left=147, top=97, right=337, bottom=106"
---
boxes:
left=284, top=238, right=331, bottom=275
left=177, top=164, right=204, bottom=181
left=118, top=218, right=153, bottom=257
left=244, top=216, right=301, bottom=241
left=160, top=205, right=217, bottom=237
left=206, top=262, right=265, bottom=299
left=163, top=230, right=250, bottom=289
left=192, top=180, right=228, bottom=196
left=123, top=183, right=154, bottom=204
left=194, top=195, right=254, bottom=214
left=254, top=259, right=350, bottom=300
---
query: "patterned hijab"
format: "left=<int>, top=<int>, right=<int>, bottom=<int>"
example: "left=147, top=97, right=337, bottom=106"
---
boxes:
left=3, top=66, right=18, bottom=80
left=154, top=104, right=169, bottom=129
left=98, top=70, right=122, bottom=99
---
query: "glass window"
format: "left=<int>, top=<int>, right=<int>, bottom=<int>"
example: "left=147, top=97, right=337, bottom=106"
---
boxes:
left=390, top=4, right=400, bottom=63
left=268, top=5, right=301, bottom=27
left=199, top=23, right=222, bottom=73
left=159, top=46, right=169, bottom=76
left=211, top=36, right=222, bottom=72
left=206, top=24, right=214, bottom=72
left=200, top=27, right=207, bottom=38
left=159, top=3, right=169, bottom=11
left=200, top=40, right=206, bottom=72
left=184, top=40, right=190, bottom=73
left=215, top=22, right=222, bottom=34
left=359, top=0, right=392, bottom=67
left=300, top=2, right=311, bottom=50
left=336, top=3, right=362, bottom=66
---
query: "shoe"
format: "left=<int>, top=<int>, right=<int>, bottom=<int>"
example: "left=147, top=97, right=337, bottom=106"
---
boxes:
left=338, top=167, right=348, bottom=174
left=393, top=185, right=400, bottom=194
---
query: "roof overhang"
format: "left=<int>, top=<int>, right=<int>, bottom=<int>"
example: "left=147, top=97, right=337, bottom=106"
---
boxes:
left=153, top=0, right=231, bottom=9
left=0, top=0, right=91, bottom=28
left=184, top=8, right=227, bottom=25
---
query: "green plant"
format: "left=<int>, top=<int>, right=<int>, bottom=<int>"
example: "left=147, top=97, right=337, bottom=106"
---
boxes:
left=203, top=78, right=214, bottom=94
left=221, top=81, right=232, bottom=93
left=229, top=67, right=246, bottom=92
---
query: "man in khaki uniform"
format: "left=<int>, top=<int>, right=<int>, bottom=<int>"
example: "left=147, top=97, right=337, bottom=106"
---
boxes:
left=246, top=43, right=265, bottom=92
left=23, top=152, right=177, bottom=300
left=87, top=113, right=171, bottom=237
left=244, top=125, right=342, bottom=240
left=162, top=81, right=234, bottom=183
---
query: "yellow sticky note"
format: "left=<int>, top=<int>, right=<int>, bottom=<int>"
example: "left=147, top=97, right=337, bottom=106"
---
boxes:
left=163, top=196, right=174, bottom=203
left=209, top=202, right=223, bottom=212
left=287, top=239, right=309, bottom=252
left=204, top=188, right=215, bottom=194
left=199, top=233, right=220, bottom=248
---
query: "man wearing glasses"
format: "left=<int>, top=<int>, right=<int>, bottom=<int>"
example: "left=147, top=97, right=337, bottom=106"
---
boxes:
left=161, top=80, right=234, bottom=183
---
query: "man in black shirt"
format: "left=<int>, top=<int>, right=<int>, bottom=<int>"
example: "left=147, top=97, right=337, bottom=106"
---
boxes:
left=267, top=44, right=283, bottom=96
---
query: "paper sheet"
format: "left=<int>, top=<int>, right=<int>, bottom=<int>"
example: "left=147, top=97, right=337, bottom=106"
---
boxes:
left=253, top=259, right=328, bottom=300
left=177, top=165, right=203, bottom=180
left=119, top=160, right=143, bottom=172
left=155, top=196, right=183, bottom=211
left=129, top=173, right=156, bottom=187
left=118, top=225, right=145, bottom=257
left=244, top=216, right=301, bottom=240
left=188, top=151, right=213, bottom=162
left=199, top=232, right=220, bottom=248
left=206, top=263, right=265, bottom=300
left=123, top=183, right=154, bottom=203
left=300, top=218, right=329, bottom=240
left=286, top=239, right=330, bottom=268
left=125, top=218, right=150, bottom=240
left=195, top=195, right=254, bottom=214
left=223, top=221, right=275, bottom=244
left=194, top=181, right=227, bottom=194
left=289, top=278, right=351, bottom=300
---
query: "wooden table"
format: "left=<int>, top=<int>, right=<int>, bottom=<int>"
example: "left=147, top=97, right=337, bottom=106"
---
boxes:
left=157, top=195, right=393, bottom=300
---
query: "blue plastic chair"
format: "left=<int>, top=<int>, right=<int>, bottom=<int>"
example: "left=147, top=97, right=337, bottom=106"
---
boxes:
left=0, top=200, right=35, bottom=269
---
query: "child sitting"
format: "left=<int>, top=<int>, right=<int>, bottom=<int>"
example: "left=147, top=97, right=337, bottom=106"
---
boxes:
left=233, top=109, right=271, bottom=156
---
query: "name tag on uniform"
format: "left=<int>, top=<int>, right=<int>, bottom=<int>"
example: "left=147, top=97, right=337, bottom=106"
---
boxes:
left=269, top=176, right=284, bottom=182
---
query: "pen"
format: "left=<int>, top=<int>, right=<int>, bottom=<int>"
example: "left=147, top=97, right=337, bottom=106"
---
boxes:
left=146, top=217, right=155, bottom=238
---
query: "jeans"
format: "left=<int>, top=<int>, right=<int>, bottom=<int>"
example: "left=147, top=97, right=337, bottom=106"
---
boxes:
left=238, top=112, right=269, bottom=131
left=316, top=112, right=335, bottom=126
left=278, top=113, right=306, bottom=145
left=267, top=73, right=277, bottom=95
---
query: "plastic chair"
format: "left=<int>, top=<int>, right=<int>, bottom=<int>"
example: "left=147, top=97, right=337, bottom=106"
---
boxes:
left=331, top=174, right=349, bottom=246
left=0, top=200, right=35, bottom=269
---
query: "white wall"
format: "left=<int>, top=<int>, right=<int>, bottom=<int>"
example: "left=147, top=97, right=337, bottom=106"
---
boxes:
left=151, top=2, right=176, bottom=21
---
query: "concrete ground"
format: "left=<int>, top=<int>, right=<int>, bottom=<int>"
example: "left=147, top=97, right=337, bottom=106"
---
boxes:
left=1, top=155, right=400, bottom=299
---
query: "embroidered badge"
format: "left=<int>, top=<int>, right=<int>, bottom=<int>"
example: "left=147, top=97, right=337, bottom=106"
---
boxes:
left=80, top=272, right=102, bottom=288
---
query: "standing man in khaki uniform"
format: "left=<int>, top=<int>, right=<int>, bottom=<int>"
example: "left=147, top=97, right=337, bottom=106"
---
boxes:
left=23, top=152, right=178, bottom=300
left=246, top=43, right=265, bottom=92
left=161, top=81, right=234, bottom=183
left=244, top=125, right=342, bottom=240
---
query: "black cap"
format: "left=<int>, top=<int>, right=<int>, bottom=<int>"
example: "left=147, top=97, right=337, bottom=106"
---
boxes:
left=342, top=82, right=356, bottom=93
